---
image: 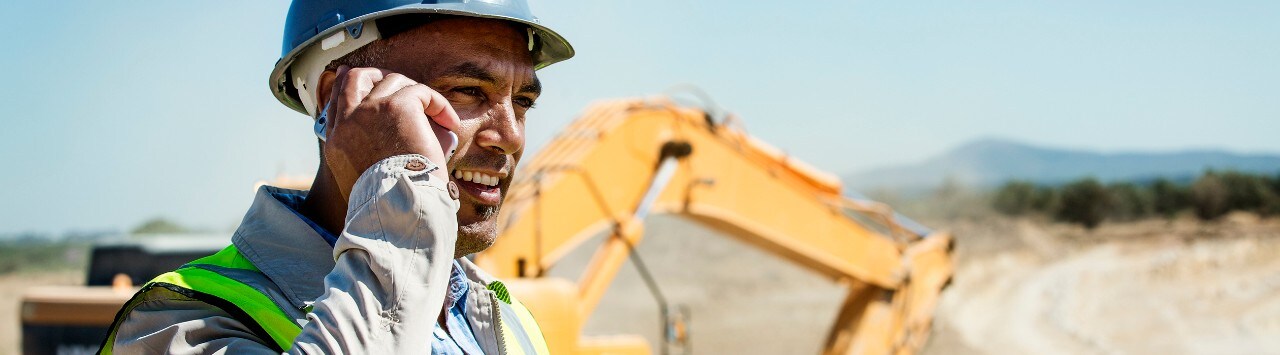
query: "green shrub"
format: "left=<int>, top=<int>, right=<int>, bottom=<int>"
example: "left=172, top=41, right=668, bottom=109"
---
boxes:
left=1107, top=182, right=1154, bottom=221
left=1260, top=172, right=1280, bottom=216
left=1030, top=186, right=1059, bottom=214
left=1150, top=178, right=1189, bottom=218
left=1191, top=173, right=1229, bottom=220
left=1214, top=171, right=1280, bottom=217
left=987, top=171, right=1279, bottom=223
left=1056, top=178, right=1111, bottom=229
left=131, top=217, right=190, bottom=235
left=992, top=180, right=1037, bottom=215
left=0, top=240, right=87, bottom=274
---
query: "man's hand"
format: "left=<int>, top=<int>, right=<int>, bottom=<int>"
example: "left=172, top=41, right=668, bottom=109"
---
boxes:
left=321, top=65, right=462, bottom=200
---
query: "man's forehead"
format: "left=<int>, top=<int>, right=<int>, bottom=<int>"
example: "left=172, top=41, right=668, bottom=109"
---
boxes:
left=382, top=23, right=538, bottom=89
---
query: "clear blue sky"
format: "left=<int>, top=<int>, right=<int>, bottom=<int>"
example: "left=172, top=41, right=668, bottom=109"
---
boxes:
left=1, top=1, right=1277, bottom=235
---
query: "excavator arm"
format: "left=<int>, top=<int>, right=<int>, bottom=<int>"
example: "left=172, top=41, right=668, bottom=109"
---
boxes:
left=475, top=98, right=953, bottom=355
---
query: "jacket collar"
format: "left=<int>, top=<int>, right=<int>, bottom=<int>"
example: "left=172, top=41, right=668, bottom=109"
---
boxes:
left=457, top=257, right=499, bottom=286
left=230, top=185, right=335, bottom=310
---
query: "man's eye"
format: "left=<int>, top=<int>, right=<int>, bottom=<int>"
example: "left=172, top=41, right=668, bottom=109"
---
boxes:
left=515, top=97, right=536, bottom=109
left=454, top=87, right=485, bottom=98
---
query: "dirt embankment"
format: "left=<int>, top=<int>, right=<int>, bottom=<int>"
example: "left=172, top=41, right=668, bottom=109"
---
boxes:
left=924, top=213, right=1280, bottom=355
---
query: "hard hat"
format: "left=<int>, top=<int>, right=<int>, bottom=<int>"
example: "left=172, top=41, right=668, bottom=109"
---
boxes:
left=268, top=0, right=575, bottom=117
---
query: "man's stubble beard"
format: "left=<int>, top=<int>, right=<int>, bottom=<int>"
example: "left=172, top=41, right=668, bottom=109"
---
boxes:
left=455, top=203, right=500, bottom=258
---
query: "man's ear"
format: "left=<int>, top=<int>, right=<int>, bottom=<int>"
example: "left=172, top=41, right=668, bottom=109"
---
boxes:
left=316, top=70, right=339, bottom=113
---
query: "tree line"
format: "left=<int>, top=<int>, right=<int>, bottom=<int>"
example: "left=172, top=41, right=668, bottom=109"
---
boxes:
left=992, top=170, right=1280, bottom=228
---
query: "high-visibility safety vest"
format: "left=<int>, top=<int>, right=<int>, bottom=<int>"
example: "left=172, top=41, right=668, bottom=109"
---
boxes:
left=100, top=245, right=551, bottom=355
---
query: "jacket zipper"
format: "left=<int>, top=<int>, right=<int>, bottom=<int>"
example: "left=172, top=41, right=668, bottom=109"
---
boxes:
left=489, top=292, right=509, bottom=355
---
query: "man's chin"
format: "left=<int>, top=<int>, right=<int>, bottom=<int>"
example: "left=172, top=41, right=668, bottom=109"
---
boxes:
left=456, top=218, right=498, bottom=257
left=454, top=198, right=500, bottom=256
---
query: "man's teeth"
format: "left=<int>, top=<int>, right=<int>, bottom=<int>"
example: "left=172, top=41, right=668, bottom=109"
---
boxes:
left=452, top=170, right=500, bottom=187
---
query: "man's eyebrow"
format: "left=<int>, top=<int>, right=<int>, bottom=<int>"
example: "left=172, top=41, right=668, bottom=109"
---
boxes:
left=440, top=62, right=497, bottom=83
left=439, top=62, right=539, bottom=95
left=519, top=76, right=541, bottom=95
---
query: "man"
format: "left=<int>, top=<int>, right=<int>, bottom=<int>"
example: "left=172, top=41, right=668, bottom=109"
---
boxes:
left=101, top=1, right=573, bottom=354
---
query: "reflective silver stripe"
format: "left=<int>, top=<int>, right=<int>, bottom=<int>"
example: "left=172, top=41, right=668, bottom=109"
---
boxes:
left=497, top=301, right=538, bottom=355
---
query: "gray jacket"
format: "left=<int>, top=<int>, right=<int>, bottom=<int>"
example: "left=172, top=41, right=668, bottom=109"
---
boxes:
left=110, top=154, right=519, bottom=354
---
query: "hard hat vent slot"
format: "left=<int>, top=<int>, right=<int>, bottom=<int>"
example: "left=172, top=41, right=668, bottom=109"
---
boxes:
left=346, top=23, right=364, bottom=39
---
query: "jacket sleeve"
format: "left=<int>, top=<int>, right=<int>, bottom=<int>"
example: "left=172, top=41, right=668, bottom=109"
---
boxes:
left=110, top=154, right=459, bottom=354
left=290, top=154, right=460, bottom=353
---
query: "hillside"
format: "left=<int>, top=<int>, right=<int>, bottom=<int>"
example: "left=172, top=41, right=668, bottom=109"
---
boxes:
left=845, top=138, right=1280, bottom=191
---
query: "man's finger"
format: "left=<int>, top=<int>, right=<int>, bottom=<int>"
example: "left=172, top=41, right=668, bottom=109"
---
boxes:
left=324, top=65, right=350, bottom=134
left=425, top=89, right=461, bottom=132
left=396, top=84, right=462, bottom=132
left=338, top=67, right=387, bottom=113
left=367, top=73, right=419, bottom=100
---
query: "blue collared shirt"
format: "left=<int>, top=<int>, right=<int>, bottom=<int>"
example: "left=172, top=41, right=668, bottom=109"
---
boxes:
left=435, top=260, right=484, bottom=355
left=273, top=191, right=481, bottom=354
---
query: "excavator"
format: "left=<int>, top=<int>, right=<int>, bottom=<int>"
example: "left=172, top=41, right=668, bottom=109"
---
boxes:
left=20, top=95, right=953, bottom=355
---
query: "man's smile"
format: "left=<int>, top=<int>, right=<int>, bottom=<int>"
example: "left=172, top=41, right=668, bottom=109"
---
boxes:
left=451, top=168, right=506, bottom=206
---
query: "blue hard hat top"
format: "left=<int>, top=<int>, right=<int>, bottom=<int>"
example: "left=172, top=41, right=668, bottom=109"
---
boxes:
left=283, top=0, right=540, bottom=57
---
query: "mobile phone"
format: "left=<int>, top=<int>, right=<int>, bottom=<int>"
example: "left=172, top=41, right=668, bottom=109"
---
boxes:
left=314, top=100, right=332, bottom=142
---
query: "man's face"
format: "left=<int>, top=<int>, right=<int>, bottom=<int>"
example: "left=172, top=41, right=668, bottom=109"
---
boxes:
left=374, top=18, right=538, bottom=255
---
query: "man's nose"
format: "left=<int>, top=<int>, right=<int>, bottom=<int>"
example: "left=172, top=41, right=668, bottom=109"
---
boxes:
left=474, top=103, right=523, bottom=156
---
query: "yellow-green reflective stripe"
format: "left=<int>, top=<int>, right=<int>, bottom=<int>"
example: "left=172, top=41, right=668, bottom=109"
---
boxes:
left=499, top=302, right=535, bottom=355
left=188, top=245, right=259, bottom=271
left=488, top=280, right=550, bottom=355
left=509, top=300, right=551, bottom=355
left=101, top=323, right=120, bottom=354
left=150, top=267, right=301, bottom=350
left=500, top=320, right=527, bottom=355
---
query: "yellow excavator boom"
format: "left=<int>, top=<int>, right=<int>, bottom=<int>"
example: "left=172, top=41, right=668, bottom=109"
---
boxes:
left=475, top=97, right=954, bottom=355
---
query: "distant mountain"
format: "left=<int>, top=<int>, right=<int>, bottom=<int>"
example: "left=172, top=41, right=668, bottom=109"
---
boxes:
left=845, top=138, right=1280, bottom=191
